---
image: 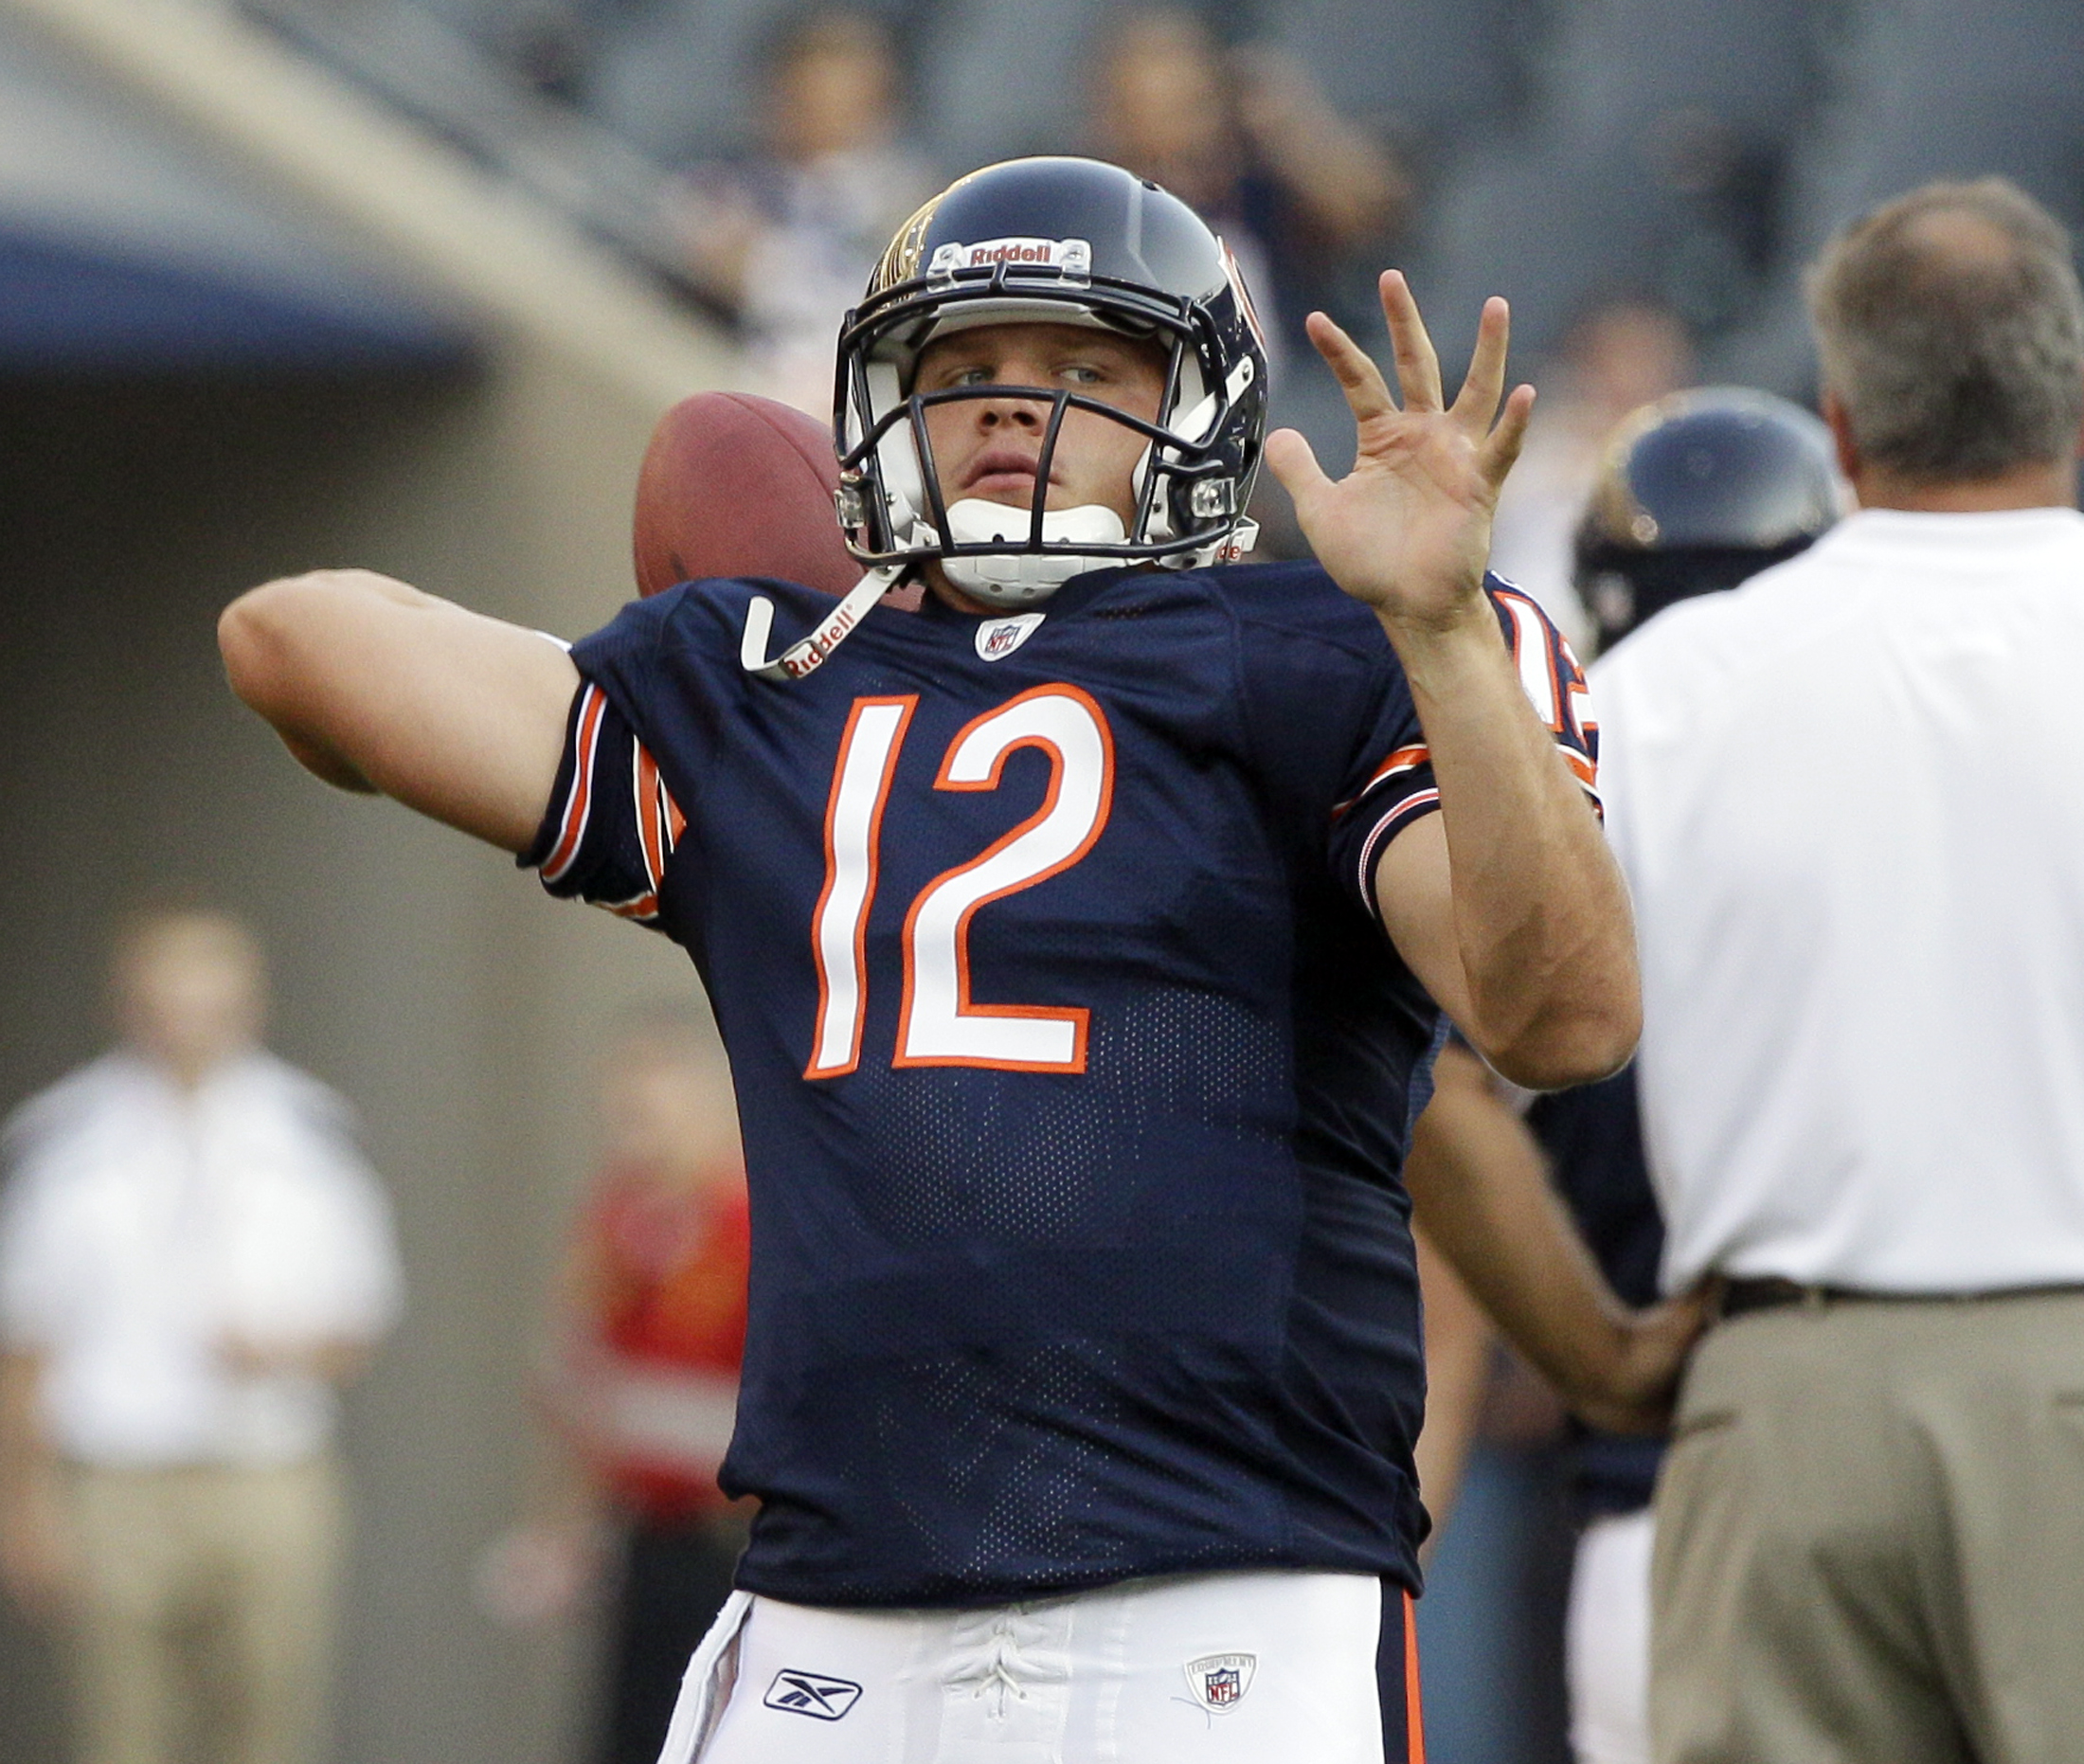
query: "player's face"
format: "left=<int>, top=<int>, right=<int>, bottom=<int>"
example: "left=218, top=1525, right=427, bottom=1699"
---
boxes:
left=913, top=321, right=1169, bottom=526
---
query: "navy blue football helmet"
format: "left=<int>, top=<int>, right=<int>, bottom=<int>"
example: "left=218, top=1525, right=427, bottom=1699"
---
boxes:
left=1574, top=387, right=1844, bottom=650
left=833, top=156, right=1270, bottom=609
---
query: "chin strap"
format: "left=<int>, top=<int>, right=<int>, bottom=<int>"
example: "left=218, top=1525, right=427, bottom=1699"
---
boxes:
left=740, top=565, right=909, bottom=683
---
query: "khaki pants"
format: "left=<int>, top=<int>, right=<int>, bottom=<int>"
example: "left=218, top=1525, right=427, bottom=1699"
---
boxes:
left=1650, top=1289, right=2084, bottom=1764
left=65, top=1455, right=347, bottom=1764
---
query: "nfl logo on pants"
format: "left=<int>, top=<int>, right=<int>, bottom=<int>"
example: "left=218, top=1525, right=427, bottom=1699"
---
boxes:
left=1185, top=1652, right=1257, bottom=1712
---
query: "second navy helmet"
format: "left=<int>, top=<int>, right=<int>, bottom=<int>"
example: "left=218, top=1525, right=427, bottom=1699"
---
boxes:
left=1574, top=387, right=1843, bottom=650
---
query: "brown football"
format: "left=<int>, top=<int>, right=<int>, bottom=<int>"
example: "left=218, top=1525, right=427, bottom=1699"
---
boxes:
left=632, top=391, right=859, bottom=598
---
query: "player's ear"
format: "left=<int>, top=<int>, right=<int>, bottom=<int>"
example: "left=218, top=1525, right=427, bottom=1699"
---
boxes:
left=1819, top=388, right=1860, bottom=482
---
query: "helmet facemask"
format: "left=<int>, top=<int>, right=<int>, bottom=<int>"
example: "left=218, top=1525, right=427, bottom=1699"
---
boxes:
left=835, top=261, right=1265, bottom=608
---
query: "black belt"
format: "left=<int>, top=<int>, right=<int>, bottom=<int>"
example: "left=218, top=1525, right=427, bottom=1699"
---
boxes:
left=1719, top=1275, right=2084, bottom=1321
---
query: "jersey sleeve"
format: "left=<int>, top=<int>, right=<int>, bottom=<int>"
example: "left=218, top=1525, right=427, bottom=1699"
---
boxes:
left=1487, top=578, right=1601, bottom=809
left=1326, top=577, right=1601, bottom=923
left=520, top=680, right=688, bottom=928
left=1324, top=673, right=1439, bottom=922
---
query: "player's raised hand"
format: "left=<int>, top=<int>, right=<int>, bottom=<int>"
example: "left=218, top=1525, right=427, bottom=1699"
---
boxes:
left=1266, top=273, right=1534, bottom=638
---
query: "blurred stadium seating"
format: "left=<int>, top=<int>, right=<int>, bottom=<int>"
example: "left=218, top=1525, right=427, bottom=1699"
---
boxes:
left=0, top=6, right=732, bottom=1763
left=236, top=0, right=2084, bottom=382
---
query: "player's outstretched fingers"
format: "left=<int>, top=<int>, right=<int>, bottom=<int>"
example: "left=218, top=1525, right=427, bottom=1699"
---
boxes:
left=1303, top=312, right=1396, bottom=428
left=1477, top=383, right=1538, bottom=492
left=1377, top=271, right=1445, bottom=413
left=1452, top=296, right=1514, bottom=431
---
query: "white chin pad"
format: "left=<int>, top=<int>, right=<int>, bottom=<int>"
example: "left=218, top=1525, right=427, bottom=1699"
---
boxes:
left=936, top=499, right=1128, bottom=607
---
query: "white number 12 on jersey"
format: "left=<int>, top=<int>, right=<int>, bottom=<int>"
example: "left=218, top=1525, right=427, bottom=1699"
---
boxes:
left=805, top=685, right=1115, bottom=1079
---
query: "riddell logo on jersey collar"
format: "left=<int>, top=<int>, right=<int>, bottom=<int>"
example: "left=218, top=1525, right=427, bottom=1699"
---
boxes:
left=781, top=602, right=865, bottom=677
left=928, top=236, right=1093, bottom=277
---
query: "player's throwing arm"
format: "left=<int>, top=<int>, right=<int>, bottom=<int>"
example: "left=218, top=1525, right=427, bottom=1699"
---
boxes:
left=218, top=568, right=578, bottom=853
left=1267, top=274, right=1640, bottom=1089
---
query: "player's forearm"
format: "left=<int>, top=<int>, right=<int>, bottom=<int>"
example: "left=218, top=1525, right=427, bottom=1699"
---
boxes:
left=220, top=569, right=580, bottom=853
left=1392, top=607, right=1639, bottom=1088
left=1410, top=1224, right=1494, bottom=1543
left=1401, top=1053, right=1635, bottom=1413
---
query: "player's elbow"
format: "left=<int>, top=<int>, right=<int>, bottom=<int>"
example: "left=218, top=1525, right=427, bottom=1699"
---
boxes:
left=220, top=571, right=372, bottom=727
left=1474, top=971, right=1642, bottom=1091
left=1494, top=1014, right=1639, bottom=1092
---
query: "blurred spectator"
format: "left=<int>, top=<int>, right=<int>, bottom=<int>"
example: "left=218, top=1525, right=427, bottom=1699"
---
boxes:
left=1487, top=300, right=1696, bottom=647
left=666, top=8, right=938, bottom=414
left=476, top=1008, right=748, bottom=1764
left=1087, top=7, right=1411, bottom=382
left=0, top=909, right=402, bottom=1764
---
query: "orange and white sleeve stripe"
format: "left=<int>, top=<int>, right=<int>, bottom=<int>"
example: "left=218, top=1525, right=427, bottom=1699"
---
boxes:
left=539, top=684, right=609, bottom=888
left=604, top=744, right=690, bottom=925
left=536, top=682, right=687, bottom=925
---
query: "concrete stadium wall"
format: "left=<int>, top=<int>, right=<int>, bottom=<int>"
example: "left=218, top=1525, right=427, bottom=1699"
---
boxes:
left=0, top=4, right=746, bottom=1761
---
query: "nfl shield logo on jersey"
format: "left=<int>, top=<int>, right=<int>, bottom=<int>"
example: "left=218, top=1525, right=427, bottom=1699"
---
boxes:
left=975, top=612, right=1045, bottom=660
left=1184, top=1651, right=1256, bottom=1712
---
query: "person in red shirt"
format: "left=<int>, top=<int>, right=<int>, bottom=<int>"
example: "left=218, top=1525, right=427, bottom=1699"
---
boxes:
left=480, top=1008, right=748, bottom=1764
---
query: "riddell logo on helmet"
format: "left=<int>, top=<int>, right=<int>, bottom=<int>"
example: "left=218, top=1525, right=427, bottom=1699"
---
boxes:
left=927, top=237, right=1093, bottom=277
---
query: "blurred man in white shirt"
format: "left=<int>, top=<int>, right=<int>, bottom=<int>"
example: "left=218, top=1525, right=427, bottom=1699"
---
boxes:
left=0, top=909, right=403, bottom=1764
left=1592, top=178, right=2084, bottom=1764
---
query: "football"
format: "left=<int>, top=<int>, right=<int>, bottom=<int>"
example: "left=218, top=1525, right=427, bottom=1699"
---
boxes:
left=632, top=391, right=859, bottom=598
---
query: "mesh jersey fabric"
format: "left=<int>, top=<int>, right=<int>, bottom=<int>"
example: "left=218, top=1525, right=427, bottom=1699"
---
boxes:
left=524, top=558, right=1595, bottom=1607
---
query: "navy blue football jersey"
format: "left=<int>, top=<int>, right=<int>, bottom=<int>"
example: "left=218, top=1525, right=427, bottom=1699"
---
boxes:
left=526, top=559, right=1595, bottom=1607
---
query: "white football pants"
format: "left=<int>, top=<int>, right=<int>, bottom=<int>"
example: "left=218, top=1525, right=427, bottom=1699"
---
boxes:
left=1565, top=1508, right=1654, bottom=1764
left=658, top=1568, right=1423, bottom=1763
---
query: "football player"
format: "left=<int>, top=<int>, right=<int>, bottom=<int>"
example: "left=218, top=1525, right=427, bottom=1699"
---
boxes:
left=220, top=157, right=1690, bottom=1763
left=1409, top=387, right=1842, bottom=1764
